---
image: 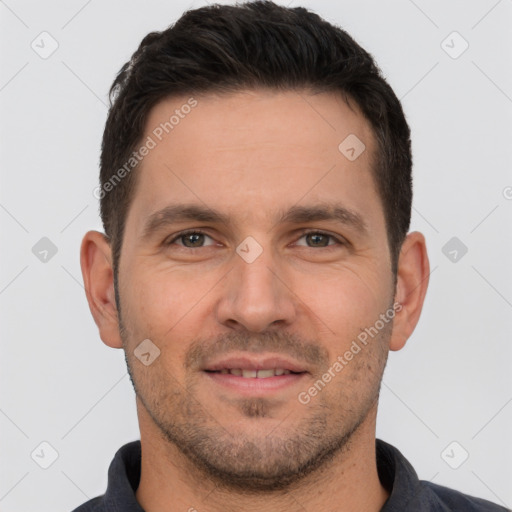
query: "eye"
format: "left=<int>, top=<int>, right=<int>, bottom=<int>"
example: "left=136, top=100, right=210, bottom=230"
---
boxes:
left=294, top=230, right=343, bottom=248
left=166, top=230, right=217, bottom=248
left=164, top=229, right=345, bottom=250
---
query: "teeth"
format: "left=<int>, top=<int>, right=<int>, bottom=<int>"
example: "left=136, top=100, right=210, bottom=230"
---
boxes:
left=256, top=369, right=275, bottom=378
left=218, top=368, right=295, bottom=378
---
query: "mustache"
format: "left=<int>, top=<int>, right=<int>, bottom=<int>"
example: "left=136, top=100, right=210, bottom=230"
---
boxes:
left=184, top=331, right=330, bottom=372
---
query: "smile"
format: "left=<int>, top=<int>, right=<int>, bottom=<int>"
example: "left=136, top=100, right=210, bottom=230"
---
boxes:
left=206, top=368, right=299, bottom=378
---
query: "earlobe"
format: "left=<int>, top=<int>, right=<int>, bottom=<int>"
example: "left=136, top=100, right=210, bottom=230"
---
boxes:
left=389, top=231, right=430, bottom=351
left=80, top=230, right=123, bottom=349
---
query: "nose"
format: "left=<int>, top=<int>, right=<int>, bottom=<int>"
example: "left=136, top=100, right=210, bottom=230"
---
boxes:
left=215, top=246, right=297, bottom=333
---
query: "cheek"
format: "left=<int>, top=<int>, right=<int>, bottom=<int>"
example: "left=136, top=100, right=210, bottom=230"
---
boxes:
left=120, top=268, right=211, bottom=385
left=299, top=266, right=387, bottom=337
left=122, top=264, right=218, bottom=340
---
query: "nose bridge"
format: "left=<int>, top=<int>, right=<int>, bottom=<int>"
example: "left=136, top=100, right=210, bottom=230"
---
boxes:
left=216, top=241, right=296, bottom=332
left=237, top=248, right=279, bottom=301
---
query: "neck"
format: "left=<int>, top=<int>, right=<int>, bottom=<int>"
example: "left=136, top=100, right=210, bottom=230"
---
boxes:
left=135, top=403, right=390, bottom=512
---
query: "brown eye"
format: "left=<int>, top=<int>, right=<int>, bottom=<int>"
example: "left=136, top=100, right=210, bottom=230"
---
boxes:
left=181, top=232, right=205, bottom=247
left=295, top=231, right=342, bottom=248
left=166, top=230, right=216, bottom=248
left=305, top=233, right=330, bottom=247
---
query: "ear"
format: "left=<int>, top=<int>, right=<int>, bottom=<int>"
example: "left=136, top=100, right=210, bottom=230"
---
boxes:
left=389, top=231, right=430, bottom=351
left=80, top=230, right=123, bottom=349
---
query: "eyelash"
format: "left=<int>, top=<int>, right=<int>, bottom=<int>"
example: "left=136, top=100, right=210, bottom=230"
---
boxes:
left=165, top=229, right=345, bottom=249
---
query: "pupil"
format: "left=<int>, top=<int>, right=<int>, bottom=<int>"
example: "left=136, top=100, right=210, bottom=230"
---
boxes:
left=184, top=233, right=203, bottom=247
left=308, top=233, right=328, bottom=247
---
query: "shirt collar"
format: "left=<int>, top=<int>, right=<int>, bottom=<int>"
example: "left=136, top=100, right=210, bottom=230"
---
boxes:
left=376, top=438, right=431, bottom=511
left=102, top=440, right=144, bottom=511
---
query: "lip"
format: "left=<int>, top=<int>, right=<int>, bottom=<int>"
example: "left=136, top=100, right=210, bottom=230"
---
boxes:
left=204, top=370, right=307, bottom=395
left=202, top=353, right=309, bottom=396
left=202, top=354, right=309, bottom=373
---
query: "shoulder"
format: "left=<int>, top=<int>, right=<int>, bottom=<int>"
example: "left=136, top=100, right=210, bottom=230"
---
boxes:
left=69, top=496, right=103, bottom=512
left=376, top=439, right=509, bottom=512
left=421, top=480, right=510, bottom=511
left=67, top=440, right=142, bottom=512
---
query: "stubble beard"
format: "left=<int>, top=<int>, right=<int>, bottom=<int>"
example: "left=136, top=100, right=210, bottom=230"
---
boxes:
left=119, top=307, right=391, bottom=492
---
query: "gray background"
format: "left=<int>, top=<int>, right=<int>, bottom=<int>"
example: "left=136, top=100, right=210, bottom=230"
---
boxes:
left=1, top=0, right=511, bottom=510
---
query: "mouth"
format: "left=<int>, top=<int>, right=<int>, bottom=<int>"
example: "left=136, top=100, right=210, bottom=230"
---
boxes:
left=205, top=368, right=302, bottom=378
left=202, top=354, right=309, bottom=395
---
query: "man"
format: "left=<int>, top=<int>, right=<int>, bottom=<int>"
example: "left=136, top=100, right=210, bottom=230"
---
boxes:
left=75, top=1, right=508, bottom=510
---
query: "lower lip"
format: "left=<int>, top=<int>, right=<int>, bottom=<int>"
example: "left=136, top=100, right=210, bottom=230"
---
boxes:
left=204, top=371, right=307, bottom=395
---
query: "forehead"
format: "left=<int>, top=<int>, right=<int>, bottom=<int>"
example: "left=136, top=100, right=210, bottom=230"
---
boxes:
left=126, top=88, right=383, bottom=234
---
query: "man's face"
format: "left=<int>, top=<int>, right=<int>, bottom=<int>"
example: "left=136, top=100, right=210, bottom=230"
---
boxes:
left=117, top=89, right=396, bottom=490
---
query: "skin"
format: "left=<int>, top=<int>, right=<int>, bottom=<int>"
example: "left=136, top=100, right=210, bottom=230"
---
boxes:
left=80, top=89, right=430, bottom=511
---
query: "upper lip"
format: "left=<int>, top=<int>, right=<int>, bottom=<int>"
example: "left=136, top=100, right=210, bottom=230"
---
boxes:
left=203, top=354, right=309, bottom=373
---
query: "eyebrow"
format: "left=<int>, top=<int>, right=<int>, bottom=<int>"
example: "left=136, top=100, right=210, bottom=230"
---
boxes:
left=278, top=204, right=368, bottom=234
left=141, top=202, right=368, bottom=240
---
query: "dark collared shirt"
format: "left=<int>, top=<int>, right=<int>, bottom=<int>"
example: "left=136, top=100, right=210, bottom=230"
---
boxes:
left=71, top=439, right=509, bottom=511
